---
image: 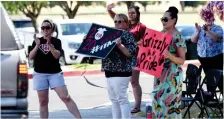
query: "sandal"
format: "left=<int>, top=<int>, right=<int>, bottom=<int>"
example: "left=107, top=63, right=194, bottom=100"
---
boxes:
left=131, top=108, right=141, bottom=113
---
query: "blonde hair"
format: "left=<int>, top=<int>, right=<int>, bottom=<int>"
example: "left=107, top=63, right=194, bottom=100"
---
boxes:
left=115, top=13, right=129, bottom=23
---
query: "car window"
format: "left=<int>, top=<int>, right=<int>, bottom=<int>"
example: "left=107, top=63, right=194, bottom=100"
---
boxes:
left=180, top=27, right=195, bottom=38
left=13, top=20, right=33, bottom=28
left=1, top=5, right=19, bottom=51
left=61, top=23, right=91, bottom=35
left=176, top=26, right=196, bottom=40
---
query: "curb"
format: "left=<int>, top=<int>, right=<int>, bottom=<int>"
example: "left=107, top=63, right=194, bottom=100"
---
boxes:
left=28, top=61, right=201, bottom=79
left=28, top=70, right=103, bottom=79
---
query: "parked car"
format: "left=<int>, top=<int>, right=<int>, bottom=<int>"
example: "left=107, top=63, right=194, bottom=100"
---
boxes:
left=43, top=19, right=95, bottom=65
left=176, top=25, right=198, bottom=60
left=1, top=3, right=28, bottom=118
left=12, top=17, right=35, bottom=56
left=12, top=17, right=35, bottom=33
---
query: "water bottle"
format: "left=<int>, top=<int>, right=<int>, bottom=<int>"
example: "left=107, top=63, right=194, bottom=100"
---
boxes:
left=146, top=102, right=152, bottom=119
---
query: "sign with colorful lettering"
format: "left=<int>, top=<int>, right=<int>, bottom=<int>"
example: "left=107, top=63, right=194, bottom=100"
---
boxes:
left=135, top=28, right=173, bottom=77
left=76, top=23, right=123, bottom=59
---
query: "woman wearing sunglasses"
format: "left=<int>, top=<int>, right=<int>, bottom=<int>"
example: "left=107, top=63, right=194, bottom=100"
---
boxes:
left=29, top=19, right=82, bottom=119
left=107, top=3, right=146, bottom=114
left=191, top=8, right=223, bottom=95
left=152, top=6, right=186, bottom=118
left=191, top=8, right=223, bottom=73
left=102, top=14, right=137, bottom=119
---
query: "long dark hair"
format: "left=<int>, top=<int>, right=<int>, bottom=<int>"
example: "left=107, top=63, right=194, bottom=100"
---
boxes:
left=128, top=6, right=140, bottom=22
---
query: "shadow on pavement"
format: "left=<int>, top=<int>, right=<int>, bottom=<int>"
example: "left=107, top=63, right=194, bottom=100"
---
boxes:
left=28, top=101, right=149, bottom=119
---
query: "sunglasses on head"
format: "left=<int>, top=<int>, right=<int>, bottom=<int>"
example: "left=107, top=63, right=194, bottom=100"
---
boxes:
left=129, top=6, right=135, bottom=9
left=129, top=5, right=138, bottom=10
left=160, top=17, right=170, bottom=22
left=41, top=26, right=51, bottom=30
left=114, top=20, right=125, bottom=24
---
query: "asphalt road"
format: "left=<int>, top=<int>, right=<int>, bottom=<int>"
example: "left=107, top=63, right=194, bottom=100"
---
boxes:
left=28, top=73, right=155, bottom=118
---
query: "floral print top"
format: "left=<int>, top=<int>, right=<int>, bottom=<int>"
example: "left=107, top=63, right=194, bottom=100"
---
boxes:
left=197, top=24, right=223, bottom=57
left=102, top=31, right=137, bottom=72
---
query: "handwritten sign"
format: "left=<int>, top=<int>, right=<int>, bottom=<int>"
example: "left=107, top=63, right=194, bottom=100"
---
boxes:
left=76, top=23, right=123, bottom=59
left=135, top=28, right=173, bottom=77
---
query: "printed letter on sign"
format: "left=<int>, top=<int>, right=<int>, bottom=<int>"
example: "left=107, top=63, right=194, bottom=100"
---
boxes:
left=76, top=23, right=123, bottom=59
left=135, top=28, right=172, bottom=78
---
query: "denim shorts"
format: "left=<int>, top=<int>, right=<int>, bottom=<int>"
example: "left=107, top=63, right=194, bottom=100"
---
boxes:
left=33, top=71, right=65, bottom=91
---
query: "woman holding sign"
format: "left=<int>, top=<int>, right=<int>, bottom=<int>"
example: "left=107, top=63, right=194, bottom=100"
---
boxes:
left=29, top=19, right=82, bottom=119
left=152, top=7, right=186, bottom=118
left=102, top=14, right=137, bottom=119
left=107, top=3, right=146, bottom=114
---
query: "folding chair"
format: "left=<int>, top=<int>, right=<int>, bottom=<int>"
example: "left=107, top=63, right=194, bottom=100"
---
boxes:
left=184, top=69, right=223, bottom=118
left=197, top=69, right=223, bottom=118
left=182, top=64, right=203, bottom=118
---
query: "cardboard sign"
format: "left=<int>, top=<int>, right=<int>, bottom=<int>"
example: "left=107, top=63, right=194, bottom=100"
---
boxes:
left=135, top=28, right=173, bottom=77
left=76, top=23, right=123, bottom=59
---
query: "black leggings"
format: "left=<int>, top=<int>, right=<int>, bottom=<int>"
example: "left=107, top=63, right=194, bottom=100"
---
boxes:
left=198, top=53, right=223, bottom=94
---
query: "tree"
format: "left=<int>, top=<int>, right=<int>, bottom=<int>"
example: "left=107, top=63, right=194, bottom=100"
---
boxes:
left=118, top=1, right=161, bottom=12
left=180, top=1, right=207, bottom=11
left=2, top=1, right=48, bottom=33
left=50, top=1, right=106, bottom=19
left=137, top=1, right=148, bottom=11
left=180, top=1, right=185, bottom=11
left=117, top=1, right=135, bottom=10
left=138, top=1, right=161, bottom=11
left=184, top=1, right=207, bottom=8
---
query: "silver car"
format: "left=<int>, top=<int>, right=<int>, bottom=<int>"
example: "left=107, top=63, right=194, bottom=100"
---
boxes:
left=52, top=19, right=92, bottom=65
left=1, top=3, right=28, bottom=118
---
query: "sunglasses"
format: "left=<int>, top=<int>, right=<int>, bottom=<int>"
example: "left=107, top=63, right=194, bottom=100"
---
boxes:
left=160, top=17, right=170, bottom=22
left=114, top=20, right=125, bottom=24
left=129, top=6, right=135, bottom=9
left=41, top=26, right=51, bottom=30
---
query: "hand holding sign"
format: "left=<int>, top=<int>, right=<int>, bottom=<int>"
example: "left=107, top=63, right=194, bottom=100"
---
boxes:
left=83, top=35, right=87, bottom=40
left=164, top=50, right=173, bottom=59
left=115, top=37, right=122, bottom=45
left=136, top=39, right=143, bottom=47
left=158, top=55, right=165, bottom=66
